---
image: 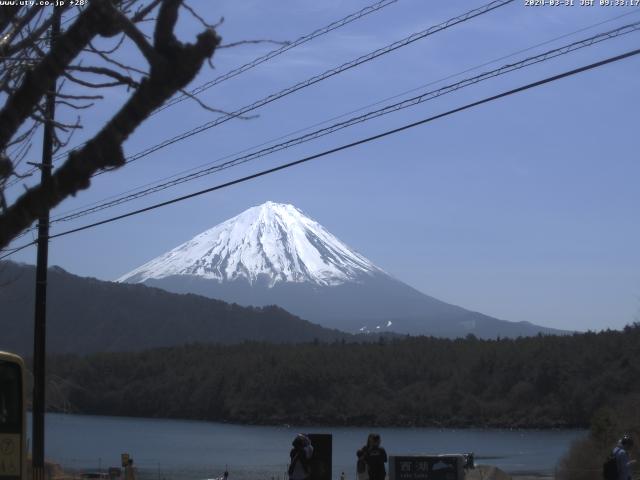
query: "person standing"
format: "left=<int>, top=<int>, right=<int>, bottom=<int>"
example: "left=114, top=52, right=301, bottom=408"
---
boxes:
left=289, top=434, right=314, bottom=480
left=356, top=446, right=368, bottom=480
left=357, top=434, right=387, bottom=480
left=613, top=435, right=636, bottom=480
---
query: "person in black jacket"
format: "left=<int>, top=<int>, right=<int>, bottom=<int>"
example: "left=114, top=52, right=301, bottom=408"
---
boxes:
left=357, top=434, right=387, bottom=480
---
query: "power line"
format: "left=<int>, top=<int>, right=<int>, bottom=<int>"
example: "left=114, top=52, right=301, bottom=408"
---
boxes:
left=43, top=21, right=640, bottom=225
left=0, top=242, right=34, bottom=259
left=94, top=0, right=514, bottom=174
left=44, top=8, right=640, bottom=226
left=154, top=0, right=400, bottom=114
left=30, top=0, right=400, bottom=172
left=47, top=48, right=640, bottom=237
left=8, top=0, right=512, bottom=238
left=3, top=45, right=637, bottom=259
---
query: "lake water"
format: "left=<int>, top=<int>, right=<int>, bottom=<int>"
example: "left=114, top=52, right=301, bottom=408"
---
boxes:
left=32, top=413, right=585, bottom=480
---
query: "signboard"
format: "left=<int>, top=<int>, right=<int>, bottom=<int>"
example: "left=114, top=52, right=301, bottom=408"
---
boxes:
left=389, top=455, right=465, bottom=480
left=307, top=434, right=332, bottom=480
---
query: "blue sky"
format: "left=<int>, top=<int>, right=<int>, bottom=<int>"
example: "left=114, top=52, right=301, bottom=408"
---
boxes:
left=5, top=0, right=640, bottom=331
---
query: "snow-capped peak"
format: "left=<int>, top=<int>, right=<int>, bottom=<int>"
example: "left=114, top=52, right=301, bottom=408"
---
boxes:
left=117, top=201, right=383, bottom=287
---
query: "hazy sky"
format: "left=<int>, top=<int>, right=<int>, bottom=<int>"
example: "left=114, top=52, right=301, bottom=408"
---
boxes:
left=5, top=0, right=640, bottom=332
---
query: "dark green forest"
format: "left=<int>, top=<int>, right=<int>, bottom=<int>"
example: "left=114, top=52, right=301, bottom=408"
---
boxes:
left=44, top=324, right=640, bottom=429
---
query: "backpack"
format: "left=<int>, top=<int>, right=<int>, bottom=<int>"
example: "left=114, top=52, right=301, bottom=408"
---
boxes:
left=603, top=453, right=618, bottom=480
left=288, top=452, right=297, bottom=476
left=288, top=450, right=310, bottom=476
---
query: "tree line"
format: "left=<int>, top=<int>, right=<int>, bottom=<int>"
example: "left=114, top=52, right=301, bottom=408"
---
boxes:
left=43, top=324, right=640, bottom=429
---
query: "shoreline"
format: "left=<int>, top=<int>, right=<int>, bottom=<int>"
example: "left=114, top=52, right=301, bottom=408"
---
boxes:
left=39, top=410, right=588, bottom=432
left=37, top=412, right=580, bottom=479
left=470, top=466, right=555, bottom=480
left=56, top=464, right=556, bottom=480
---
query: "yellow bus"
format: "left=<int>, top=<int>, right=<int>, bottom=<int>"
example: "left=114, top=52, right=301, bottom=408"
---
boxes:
left=0, top=351, right=26, bottom=480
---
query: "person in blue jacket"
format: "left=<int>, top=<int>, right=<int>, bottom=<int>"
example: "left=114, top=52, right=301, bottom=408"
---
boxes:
left=613, top=435, right=636, bottom=480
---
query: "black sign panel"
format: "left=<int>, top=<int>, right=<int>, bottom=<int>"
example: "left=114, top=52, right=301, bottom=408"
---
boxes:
left=307, top=434, right=332, bottom=480
left=391, top=456, right=461, bottom=480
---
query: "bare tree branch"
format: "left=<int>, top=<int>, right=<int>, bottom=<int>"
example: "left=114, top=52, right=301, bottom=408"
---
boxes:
left=218, top=39, right=290, bottom=49
left=0, top=153, right=12, bottom=183
left=154, top=0, right=179, bottom=48
left=115, top=10, right=163, bottom=66
left=55, top=92, right=103, bottom=100
left=177, top=86, right=256, bottom=117
left=181, top=2, right=219, bottom=30
left=0, top=1, right=120, bottom=151
left=0, top=1, right=221, bottom=248
left=85, top=34, right=126, bottom=56
left=62, top=70, right=135, bottom=89
left=85, top=41, right=148, bottom=76
left=55, top=99, right=95, bottom=110
left=0, top=6, right=43, bottom=55
left=0, top=9, right=54, bottom=60
left=12, top=140, right=33, bottom=170
left=6, top=124, right=37, bottom=148
left=131, top=0, right=163, bottom=23
left=0, top=6, right=21, bottom=36
left=29, top=110, right=80, bottom=132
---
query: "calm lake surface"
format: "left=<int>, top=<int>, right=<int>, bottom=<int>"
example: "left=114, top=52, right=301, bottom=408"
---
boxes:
left=32, top=413, right=585, bottom=480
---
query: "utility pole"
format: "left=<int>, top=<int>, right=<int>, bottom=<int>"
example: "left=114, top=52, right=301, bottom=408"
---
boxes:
left=32, top=8, right=60, bottom=480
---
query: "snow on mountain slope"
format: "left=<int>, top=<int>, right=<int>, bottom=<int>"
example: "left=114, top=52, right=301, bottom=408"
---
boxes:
left=118, top=202, right=383, bottom=287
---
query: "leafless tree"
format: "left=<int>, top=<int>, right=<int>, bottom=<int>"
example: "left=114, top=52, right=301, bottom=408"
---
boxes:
left=0, top=0, right=223, bottom=249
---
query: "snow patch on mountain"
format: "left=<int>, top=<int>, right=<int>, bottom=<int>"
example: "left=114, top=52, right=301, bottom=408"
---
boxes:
left=358, top=320, right=394, bottom=334
left=118, top=202, right=383, bottom=287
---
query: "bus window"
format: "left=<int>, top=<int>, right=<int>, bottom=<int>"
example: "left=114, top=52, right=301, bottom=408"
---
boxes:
left=0, top=362, right=21, bottom=428
left=0, top=356, right=24, bottom=480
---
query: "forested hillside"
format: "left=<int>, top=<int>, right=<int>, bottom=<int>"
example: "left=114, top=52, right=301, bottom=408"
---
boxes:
left=0, top=261, right=348, bottom=355
left=45, top=325, right=640, bottom=428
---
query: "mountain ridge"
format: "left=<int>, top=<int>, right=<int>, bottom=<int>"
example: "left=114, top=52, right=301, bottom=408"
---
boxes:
left=118, top=201, right=382, bottom=287
left=0, top=260, right=351, bottom=356
left=119, top=202, right=565, bottom=338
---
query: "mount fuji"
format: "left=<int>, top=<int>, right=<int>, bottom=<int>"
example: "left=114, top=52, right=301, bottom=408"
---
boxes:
left=118, top=202, right=562, bottom=338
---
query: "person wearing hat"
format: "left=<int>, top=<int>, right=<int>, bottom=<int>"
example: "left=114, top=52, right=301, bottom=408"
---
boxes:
left=289, top=434, right=313, bottom=480
left=613, top=435, right=636, bottom=480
